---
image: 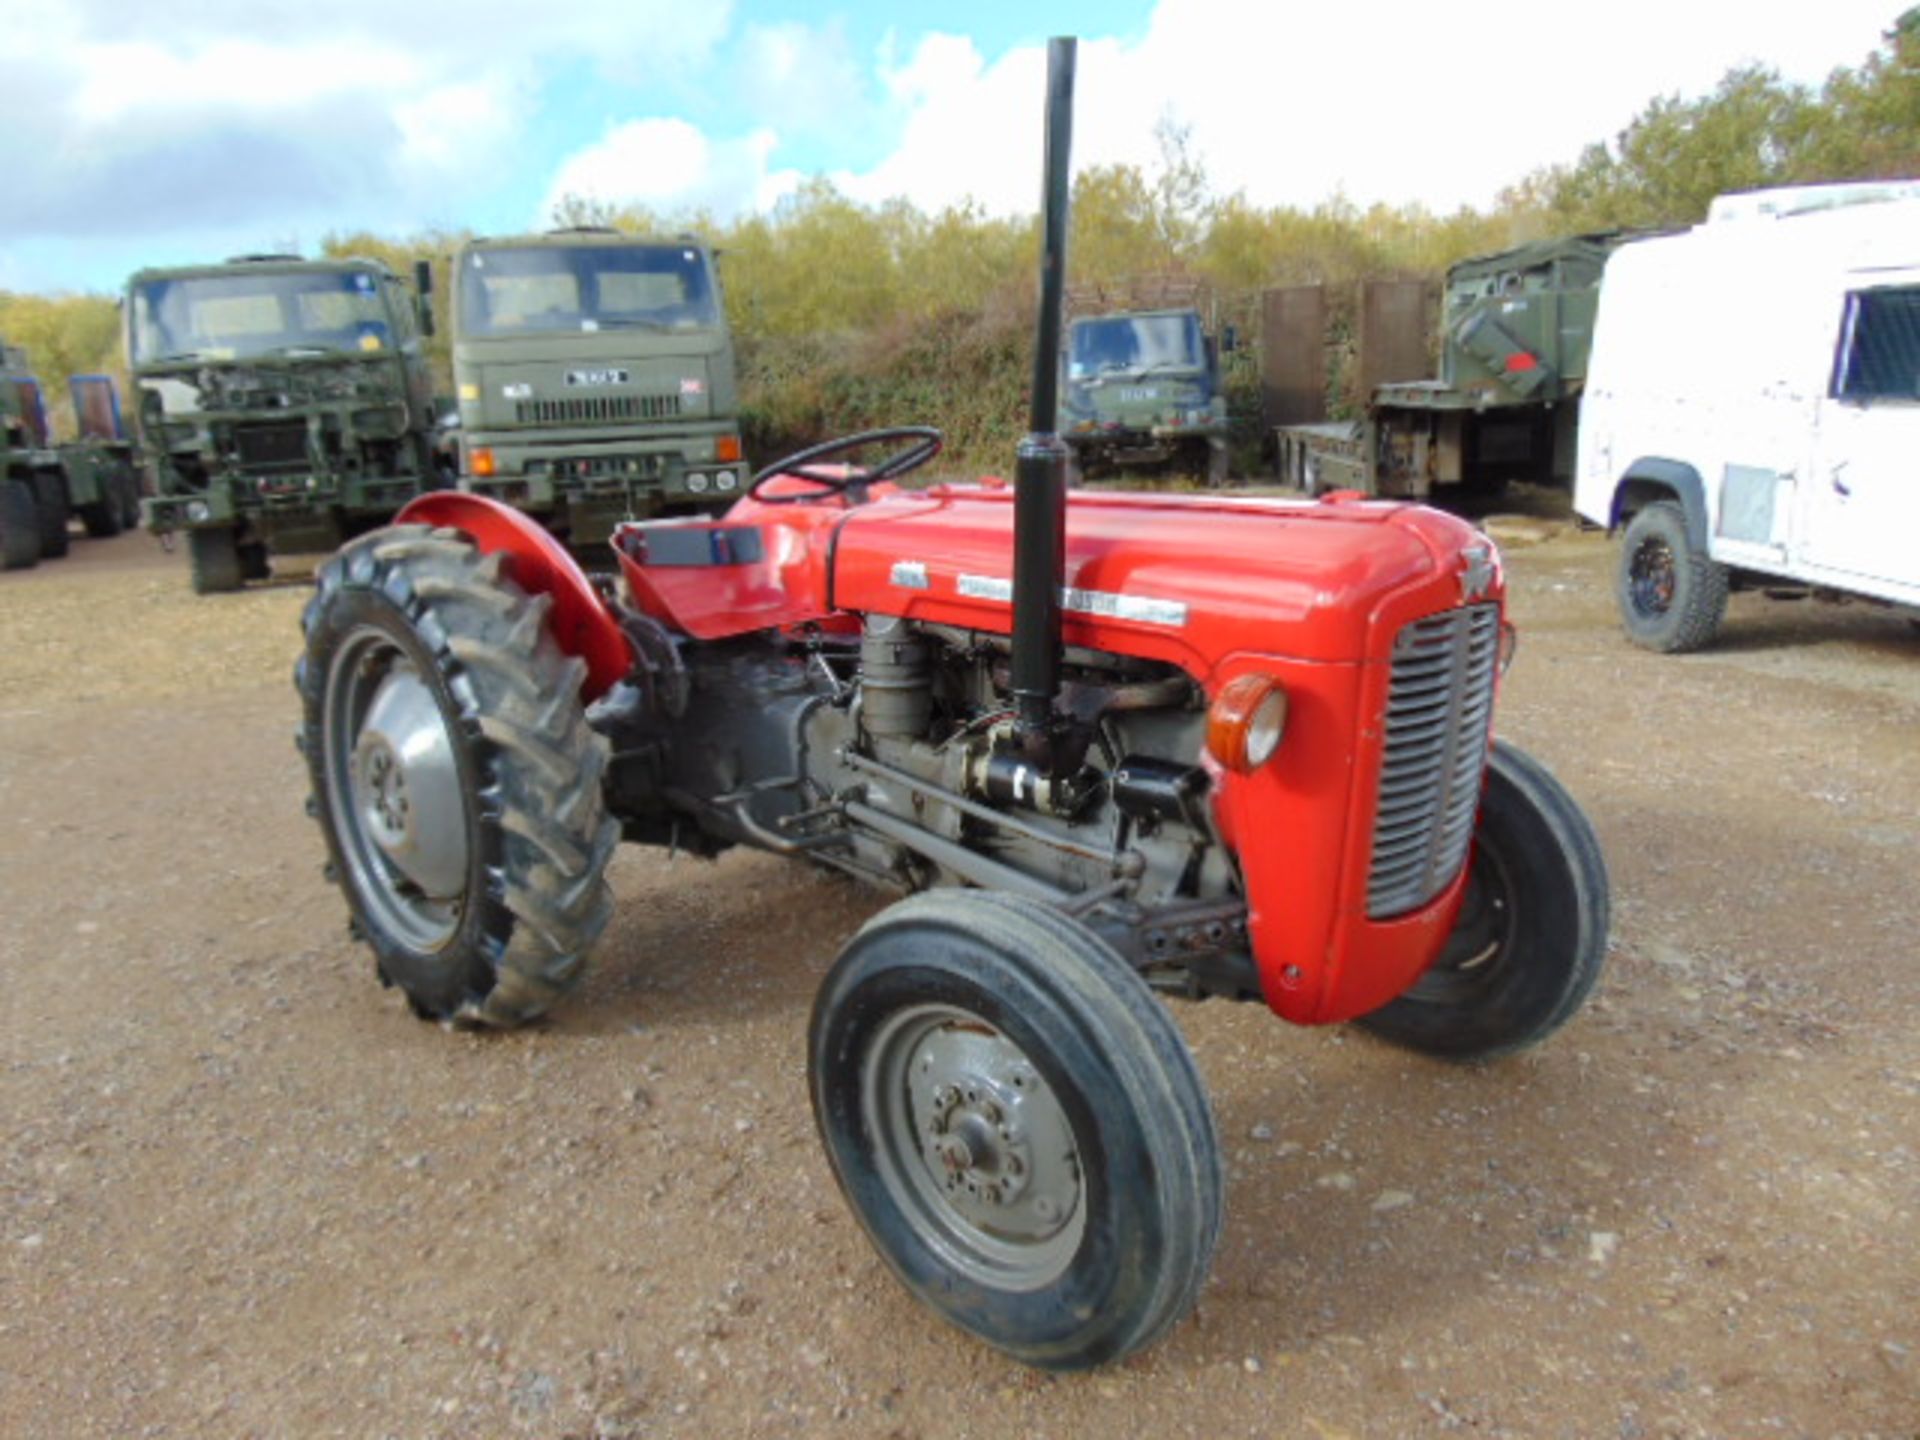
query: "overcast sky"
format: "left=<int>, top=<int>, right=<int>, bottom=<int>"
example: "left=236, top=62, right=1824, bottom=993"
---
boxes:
left=0, top=0, right=1903, bottom=295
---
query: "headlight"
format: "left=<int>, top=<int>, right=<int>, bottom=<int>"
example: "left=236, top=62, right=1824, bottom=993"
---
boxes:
left=1206, top=674, right=1289, bottom=774
left=713, top=470, right=737, bottom=492
left=685, top=471, right=710, bottom=493
left=186, top=501, right=211, bottom=523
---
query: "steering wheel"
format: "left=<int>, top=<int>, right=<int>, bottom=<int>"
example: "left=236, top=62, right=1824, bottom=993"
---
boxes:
left=746, top=426, right=943, bottom=504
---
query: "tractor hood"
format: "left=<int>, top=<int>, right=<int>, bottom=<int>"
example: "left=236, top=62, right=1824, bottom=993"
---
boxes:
left=833, top=487, right=1493, bottom=668
left=614, top=484, right=1502, bottom=674
left=457, top=329, right=735, bottom=432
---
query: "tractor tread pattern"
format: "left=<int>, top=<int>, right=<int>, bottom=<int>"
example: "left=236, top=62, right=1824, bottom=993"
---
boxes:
left=299, top=523, right=616, bottom=1028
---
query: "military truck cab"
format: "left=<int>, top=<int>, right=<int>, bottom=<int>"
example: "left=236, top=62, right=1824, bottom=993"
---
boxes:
left=451, top=230, right=745, bottom=546
left=1061, top=307, right=1230, bottom=484
left=128, top=255, right=439, bottom=592
left=1575, top=182, right=1920, bottom=651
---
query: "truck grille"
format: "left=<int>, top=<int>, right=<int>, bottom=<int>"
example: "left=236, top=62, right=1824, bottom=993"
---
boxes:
left=233, top=421, right=308, bottom=473
left=515, top=394, right=681, bottom=425
left=1367, top=604, right=1500, bottom=919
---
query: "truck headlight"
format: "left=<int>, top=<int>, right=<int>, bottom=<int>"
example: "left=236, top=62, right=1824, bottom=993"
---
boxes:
left=686, top=472, right=710, bottom=493
left=186, top=501, right=211, bottom=523
left=713, top=470, right=737, bottom=492
left=1206, top=674, right=1289, bottom=773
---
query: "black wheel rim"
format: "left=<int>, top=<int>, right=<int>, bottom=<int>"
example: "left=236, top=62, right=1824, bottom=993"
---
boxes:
left=1402, top=839, right=1519, bottom=1007
left=1627, top=536, right=1677, bottom=618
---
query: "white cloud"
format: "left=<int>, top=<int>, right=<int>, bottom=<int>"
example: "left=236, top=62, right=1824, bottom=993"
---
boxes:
left=735, top=19, right=868, bottom=142
left=826, top=0, right=1900, bottom=218
left=0, top=0, right=737, bottom=257
left=69, top=40, right=420, bottom=123
left=539, top=119, right=802, bottom=225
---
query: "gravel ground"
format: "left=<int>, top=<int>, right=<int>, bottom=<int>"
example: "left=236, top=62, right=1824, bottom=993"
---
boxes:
left=2, top=523, right=1917, bottom=1439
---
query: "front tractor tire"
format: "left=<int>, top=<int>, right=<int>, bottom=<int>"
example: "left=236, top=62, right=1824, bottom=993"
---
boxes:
left=1358, top=741, right=1609, bottom=1062
left=810, top=891, right=1222, bottom=1370
left=1616, top=500, right=1728, bottom=653
left=297, top=525, right=618, bottom=1027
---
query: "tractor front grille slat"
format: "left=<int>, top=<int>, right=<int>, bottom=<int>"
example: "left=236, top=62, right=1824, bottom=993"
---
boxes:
left=515, top=393, right=682, bottom=426
left=1367, top=604, right=1501, bottom=919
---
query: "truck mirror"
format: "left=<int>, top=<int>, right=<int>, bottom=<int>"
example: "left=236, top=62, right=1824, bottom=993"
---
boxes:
left=413, top=259, right=433, bottom=296
left=1222, top=325, right=1238, bottom=354
left=418, top=298, right=435, bottom=338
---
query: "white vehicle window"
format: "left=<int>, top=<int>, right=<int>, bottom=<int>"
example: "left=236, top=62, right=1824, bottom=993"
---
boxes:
left=1832, top=286, right=1920, bottom=403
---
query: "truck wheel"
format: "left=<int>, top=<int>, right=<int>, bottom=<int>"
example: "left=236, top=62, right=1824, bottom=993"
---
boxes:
left=297, top=526, right=617, bottom=1027
left=116, top=470, right=142, bottom=532
left=240, top=540, right=272, bottom=582
left=1616, top=500, right=1727, bottom=652
left=0, top=479, right=40, bottom=570
left=810, top=890, right=1222, bottom=1370
left=79, top=484, right=124, bottom=539
left=1357, top=741, right=1609, bottom=1062
left=189, top=527, right=244, bottom=593
left=31, top=470, right=69, bottom=559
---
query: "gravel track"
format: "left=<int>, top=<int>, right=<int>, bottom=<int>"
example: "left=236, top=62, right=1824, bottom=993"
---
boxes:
left=2, top=525, right=1916, bottom=1438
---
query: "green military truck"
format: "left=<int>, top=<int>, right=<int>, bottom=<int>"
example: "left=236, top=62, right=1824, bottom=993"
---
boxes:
left=0, top=345, right=141, bottom=570
left=450, top=228, right=745, bottom=545
left=128, top=254, right=440, bottom=592
left=1061, top=306, right=1232, bottom=484
left=62, top=375, right=145, bottom=539
left=1275, top=235, right=1618, bottom=497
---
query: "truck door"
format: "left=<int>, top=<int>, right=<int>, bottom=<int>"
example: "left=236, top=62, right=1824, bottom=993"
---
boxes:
left=1799, top=281, right=1920, bottom=589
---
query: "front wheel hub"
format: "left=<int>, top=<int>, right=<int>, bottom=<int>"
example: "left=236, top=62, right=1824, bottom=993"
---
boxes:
left=864, top=1006, right=1085, bottom=1290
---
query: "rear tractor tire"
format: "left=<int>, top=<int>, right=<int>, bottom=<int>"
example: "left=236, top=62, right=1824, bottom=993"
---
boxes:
left=810, top=891, right=1222, bottom=1370
left=1616, top=500, right=1727, bottom=653
left=0, top=479, right=40, bottom=571
left=1358, top=740, right=1609, bottom=1062
left=297, top=525, right=618, bottom=1027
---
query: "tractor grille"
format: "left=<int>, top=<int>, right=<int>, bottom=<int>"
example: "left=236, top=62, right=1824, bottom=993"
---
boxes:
left=233, top=420, right=308, bottom=473
left=516, top=393, right=681, bottom=426
left=1367, top=604, right=1500, bottom=919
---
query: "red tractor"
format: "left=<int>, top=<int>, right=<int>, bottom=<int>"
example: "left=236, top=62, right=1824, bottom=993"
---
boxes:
left=296, top=40, right=1608, bottom=1371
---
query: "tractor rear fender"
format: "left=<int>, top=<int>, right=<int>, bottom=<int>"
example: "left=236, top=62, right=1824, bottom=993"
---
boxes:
left=394, top=491, right=632, bottom=702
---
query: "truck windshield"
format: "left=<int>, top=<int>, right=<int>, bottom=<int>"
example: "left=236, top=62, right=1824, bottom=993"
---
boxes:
left=1067, top=313, right=1202, bottom=378
left=459, top=244, right=720, bottom=336
left=130, top=271, right=393, bottom=364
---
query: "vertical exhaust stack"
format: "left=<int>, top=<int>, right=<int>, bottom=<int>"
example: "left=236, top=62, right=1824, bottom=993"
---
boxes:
left=1010, top=36, right=1077, bottom=765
